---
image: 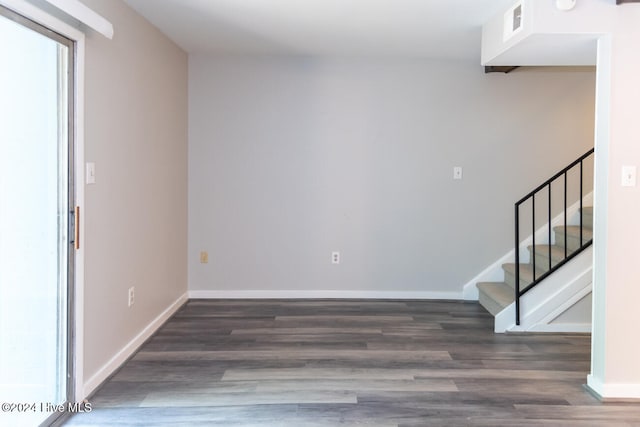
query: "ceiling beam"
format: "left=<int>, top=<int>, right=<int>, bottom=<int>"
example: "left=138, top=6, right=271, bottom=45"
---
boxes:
left=484, top=66, right=519, bottom=74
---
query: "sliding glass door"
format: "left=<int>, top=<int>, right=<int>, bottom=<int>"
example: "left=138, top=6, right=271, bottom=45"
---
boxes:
left=0, top=5, right=75, bottom=426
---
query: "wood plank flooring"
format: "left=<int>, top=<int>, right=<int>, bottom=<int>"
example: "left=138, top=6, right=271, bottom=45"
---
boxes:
left=64, top=300, right=640, bottom=426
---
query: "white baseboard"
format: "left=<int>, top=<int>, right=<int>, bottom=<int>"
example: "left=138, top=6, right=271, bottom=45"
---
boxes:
left=188, top=289, right=462, bottom=300
left=81, top=292, right=188, bottom=398
left=587, top=374, right=640, bottom=400
left=518, top=323, right=592, bottom=333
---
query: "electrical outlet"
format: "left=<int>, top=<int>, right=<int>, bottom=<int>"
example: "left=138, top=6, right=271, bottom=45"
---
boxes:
left=200, top=251, right=209, bottom=263
left=128, top=286, right=135, bottom=307
left=332, top=251, right=340, bottom=264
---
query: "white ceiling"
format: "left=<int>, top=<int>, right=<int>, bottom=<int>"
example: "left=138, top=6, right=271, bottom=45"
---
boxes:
left=124, top=0, right=516, bottom=60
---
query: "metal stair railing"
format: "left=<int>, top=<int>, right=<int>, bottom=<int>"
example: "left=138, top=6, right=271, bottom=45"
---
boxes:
left=514, top=148, right=594, bottom=325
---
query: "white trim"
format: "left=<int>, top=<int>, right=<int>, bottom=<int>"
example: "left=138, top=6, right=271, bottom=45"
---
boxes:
left=494, top=247, right=593, bottom=333
left=73, top=26, right=86, bottom=405
left=462, top=192, right=593, bottom=301
left=587, top=374, right=604, bottom=397
left=0, top=0, right=88, bottom=403
left=1, top=0, right=113, bottom=39
left=526, top=323, right=591, bottom=333
left=537, top=279, right=592, bottom=326
left=43, top=0, right=113, bottom=39
left=591, top=34, right=612, bottom=407
left=82, top=293, right=188, bottom=398
left=188, top=290, right=462, bottom=300
left=587, top=375, right=640, bottom=400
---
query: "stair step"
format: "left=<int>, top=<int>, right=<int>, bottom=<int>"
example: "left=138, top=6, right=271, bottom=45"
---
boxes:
left=554, top=226, right=593, bottom=251
left=502, top=263, right=547, bottom=290
left=477, top=282, right=514, bottom=316
left=529, top=244, right=588, bottom=271
left=477, top=205, right=594, bottom=323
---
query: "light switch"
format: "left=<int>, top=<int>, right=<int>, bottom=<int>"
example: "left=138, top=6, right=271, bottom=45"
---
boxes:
left=86, top=162, right=96, bottom=184
left=622, top=165, right=636, bottom=187
left=453, top=167, right=463, bottom=180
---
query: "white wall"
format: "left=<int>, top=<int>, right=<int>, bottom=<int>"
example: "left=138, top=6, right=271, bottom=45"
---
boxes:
left=189, top=57, right=595, bottom=298
left=81, top=0, right=188, bottom=395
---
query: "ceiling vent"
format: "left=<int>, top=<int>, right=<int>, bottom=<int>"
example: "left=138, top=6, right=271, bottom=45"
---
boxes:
left=503, top=1, right=524, bottom=42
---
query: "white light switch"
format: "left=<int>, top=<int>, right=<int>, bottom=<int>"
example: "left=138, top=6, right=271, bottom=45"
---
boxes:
left=622, top=165, right=636, bottom=187
left=86, top=162, right=96, bottom=184
left=453, top=167, right=463, bottom=180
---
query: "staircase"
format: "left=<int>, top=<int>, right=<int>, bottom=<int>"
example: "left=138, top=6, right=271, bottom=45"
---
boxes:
left=477, top=206, right=593, bottom=316
left=475, top=148, right=594, bottom=330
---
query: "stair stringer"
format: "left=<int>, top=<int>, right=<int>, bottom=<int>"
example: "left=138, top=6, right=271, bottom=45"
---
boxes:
left=493, top=246, right=592, bottom=333
left=462, top=192, right=593, bottom=301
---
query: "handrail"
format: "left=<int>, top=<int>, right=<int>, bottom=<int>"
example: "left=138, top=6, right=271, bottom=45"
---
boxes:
left=514, top=148, right=594, bottom=325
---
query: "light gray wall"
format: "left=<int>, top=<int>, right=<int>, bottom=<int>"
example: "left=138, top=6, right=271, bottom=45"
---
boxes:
left=188, top=56, right=594, bottom=297
left=82, top=0, right=188, bottom=385
left=551, top=293, right=592, bottom=325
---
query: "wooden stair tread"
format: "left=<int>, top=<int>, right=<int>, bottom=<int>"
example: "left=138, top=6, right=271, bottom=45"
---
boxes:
left=502, top=263, right=545, bottom=282
left=529, top=244, right=570, bottom=261
left=477, top=282, right=514, bottom=316
left=554, top=225, right=594, bottom=239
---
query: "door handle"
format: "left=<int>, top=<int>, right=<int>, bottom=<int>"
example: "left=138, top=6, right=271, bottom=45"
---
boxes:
left=74, top=206, right=80, bottom=250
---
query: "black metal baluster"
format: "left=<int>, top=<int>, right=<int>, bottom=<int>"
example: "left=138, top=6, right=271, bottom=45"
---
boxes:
left=580, top=159, right=584, bottom=246
left=548, top=182, right=552, bottom=272
left=532, top=195, right=536, bottom=282
left=564, top=172, right=568, bottom=258
left=515, top=203, right=520, bottom=326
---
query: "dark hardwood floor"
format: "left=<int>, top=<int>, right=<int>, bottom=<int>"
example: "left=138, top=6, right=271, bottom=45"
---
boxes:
left=64, top=299, right=640, bottom=426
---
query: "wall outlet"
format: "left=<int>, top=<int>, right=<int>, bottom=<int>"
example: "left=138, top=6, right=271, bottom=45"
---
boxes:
left=332, top=251, right=340, bottom=264
left=128, top=286, right=135, bottom=307
left=200, top=251, right=209, bottom=263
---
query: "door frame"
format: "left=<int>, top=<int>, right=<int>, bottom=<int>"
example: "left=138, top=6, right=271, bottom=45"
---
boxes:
left=0, top=0, right=86, bottom=403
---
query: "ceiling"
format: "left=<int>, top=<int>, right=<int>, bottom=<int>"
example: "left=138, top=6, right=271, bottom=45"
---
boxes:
left=123, top=0, right=516, bottom=60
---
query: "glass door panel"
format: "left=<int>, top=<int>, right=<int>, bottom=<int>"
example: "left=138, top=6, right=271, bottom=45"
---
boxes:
left=0, top=7, right=73, bottom=427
